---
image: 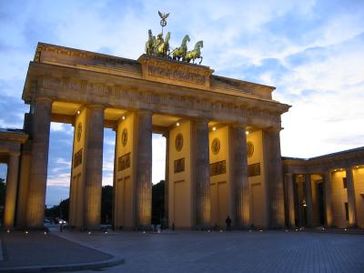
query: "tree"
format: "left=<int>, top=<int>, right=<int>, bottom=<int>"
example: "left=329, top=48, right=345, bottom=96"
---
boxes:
left=152, top=180, right=165, bottom=225
left=0, top=178, right=5, bottom=206
left=101, top=185, right=113, bottom=224
left=0, top=178, right=5, bottom=221
left=45, top=185, right=113, bottom=224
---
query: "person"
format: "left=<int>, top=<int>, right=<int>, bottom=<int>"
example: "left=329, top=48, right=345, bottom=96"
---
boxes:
left=154, top=33, right=164, bottom=50
left=225, top=216, right=232, bottom=231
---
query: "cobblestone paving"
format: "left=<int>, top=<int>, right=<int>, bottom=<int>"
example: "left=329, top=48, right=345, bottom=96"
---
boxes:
left=57, top=230, right=364, bottom=273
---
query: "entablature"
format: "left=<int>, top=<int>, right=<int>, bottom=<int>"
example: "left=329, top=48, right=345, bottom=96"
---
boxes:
left=32, top=42, right=280, bottom=101
left=23, top=62, right=289, bottom=129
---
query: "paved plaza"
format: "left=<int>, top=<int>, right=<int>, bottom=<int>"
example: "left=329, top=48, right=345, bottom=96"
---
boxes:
left=2, top=228, right=363, bottom=273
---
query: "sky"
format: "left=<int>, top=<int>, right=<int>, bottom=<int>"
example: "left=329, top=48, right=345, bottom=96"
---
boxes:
left=0, top=0, right=363, bottom=206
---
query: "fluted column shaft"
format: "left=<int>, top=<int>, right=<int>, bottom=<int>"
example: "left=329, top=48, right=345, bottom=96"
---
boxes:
left=164, top=132, right=170, bottom=225
left=84, top=105, right=104, bottom=229
left=26, top=97, right=52, bottom=228
left=229, top=125, right=248, bottom=227
left=4, top=153, right=20, bottom=228
left=346, top=167, right=357, bottom=226
left=285, top=173, right=296, bottom=228
left=135, top=111, right=152, bottom=228
left=192, top=119, right=210, bottom=227
left=263, top=128, right=285, bottom=228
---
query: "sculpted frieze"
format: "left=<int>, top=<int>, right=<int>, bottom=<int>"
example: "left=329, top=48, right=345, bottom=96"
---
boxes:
left=138, top=55, right=213, bottom=89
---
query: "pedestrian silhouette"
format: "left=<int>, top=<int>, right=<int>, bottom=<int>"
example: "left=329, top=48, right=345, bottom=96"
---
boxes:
left=225, top=216, right=232, bottom=231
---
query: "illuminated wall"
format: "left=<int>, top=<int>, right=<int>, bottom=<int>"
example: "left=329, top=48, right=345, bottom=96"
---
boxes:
left=168, top=121, right=193, bottom=228
left=331, top=170, right=348, bottom=228
left=353, top=167, right=364, bottom=228
left=69, top=108, right=87, bottom=228
left=247, top=130, right=267, bottom=228
left=114, top=113, right=136, bottom=229
left=209, top=126, right=230, bottom=227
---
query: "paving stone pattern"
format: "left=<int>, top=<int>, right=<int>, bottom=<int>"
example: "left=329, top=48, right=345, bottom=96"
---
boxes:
left=0, top=231, right=112, bottom=268
left=59, top=230, right=364, bottom=273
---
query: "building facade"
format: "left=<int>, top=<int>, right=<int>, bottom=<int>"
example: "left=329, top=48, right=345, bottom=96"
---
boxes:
left=283, top=147, right=364, bottom=229
left=0, top=43, right=363, bottom=230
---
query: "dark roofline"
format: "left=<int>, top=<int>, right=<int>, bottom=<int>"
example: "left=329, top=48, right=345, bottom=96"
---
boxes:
left=282, top=146, right=364, bottom=162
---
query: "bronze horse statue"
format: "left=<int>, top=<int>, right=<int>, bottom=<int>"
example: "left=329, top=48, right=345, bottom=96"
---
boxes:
left=171, top=34, right=190, bottom=61
left=145, top=29, right=156, bottom=55
left=156, top=32, right=170, bottom=57
left=185, top=40, right=203, bottom=64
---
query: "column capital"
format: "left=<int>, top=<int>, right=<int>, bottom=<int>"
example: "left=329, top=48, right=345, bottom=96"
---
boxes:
left=35, top=96, right=52, bottom=104
left=264, top=126, right=282, bottom=134
left=86, top=104, right=104, bottom=111
left=229, top=122, right=247, bottom=129
left=8, top=152, right=21, bottom=157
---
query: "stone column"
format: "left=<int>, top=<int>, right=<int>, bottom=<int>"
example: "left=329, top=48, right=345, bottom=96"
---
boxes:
left=26, top=97, right=52, bottom=228
left=3, top=153, right=20, bottom=229
left=192, top=119, right=210, bottom=228
left=68, top=122, right=77, bottom=227
left=84, top=105, right=104, bottom=229
left=164, top=132, right=170, bottom=227
left=324, top=171, right=333, bottom=227
left=135, top=111, right=152, bottom=228
left=15, top=141, right=32, bottom=228
left=304, top=174, right=313, bottom=227
left=346, top=167, right=357, bottom=227
left=229, top=125, right=248, bottom=228
left=263, top=127, right=285, bottom=228
left=285, top=173, right=296, bottom=228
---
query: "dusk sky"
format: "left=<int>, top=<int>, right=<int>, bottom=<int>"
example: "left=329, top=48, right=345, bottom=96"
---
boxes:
left=1, top=0, right=363, bottom=206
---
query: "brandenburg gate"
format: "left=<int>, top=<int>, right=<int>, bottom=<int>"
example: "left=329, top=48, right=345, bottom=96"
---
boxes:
left=6, top=36, right=289, bottom=231
left=2, top=14, right=364, bottom=231
left=2, top=14, right=292, bottom=230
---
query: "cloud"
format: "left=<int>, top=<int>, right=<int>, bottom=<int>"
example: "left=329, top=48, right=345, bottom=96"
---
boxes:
left=1, top=0, right=364, bottom=204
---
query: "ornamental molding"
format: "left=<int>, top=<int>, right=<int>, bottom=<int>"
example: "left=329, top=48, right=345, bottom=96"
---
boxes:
left=29, top=74, right=283, bottom=128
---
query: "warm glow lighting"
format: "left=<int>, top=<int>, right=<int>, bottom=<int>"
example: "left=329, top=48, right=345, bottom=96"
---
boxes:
left=212, top=126, right=216, bottom=131
left=176, top=122, right=180, bottom=127
left=77, top=110, right=81, bottom=115
left=245, top=130, right=249, bottom=135
left=122, top=115, right=126, bottom=120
